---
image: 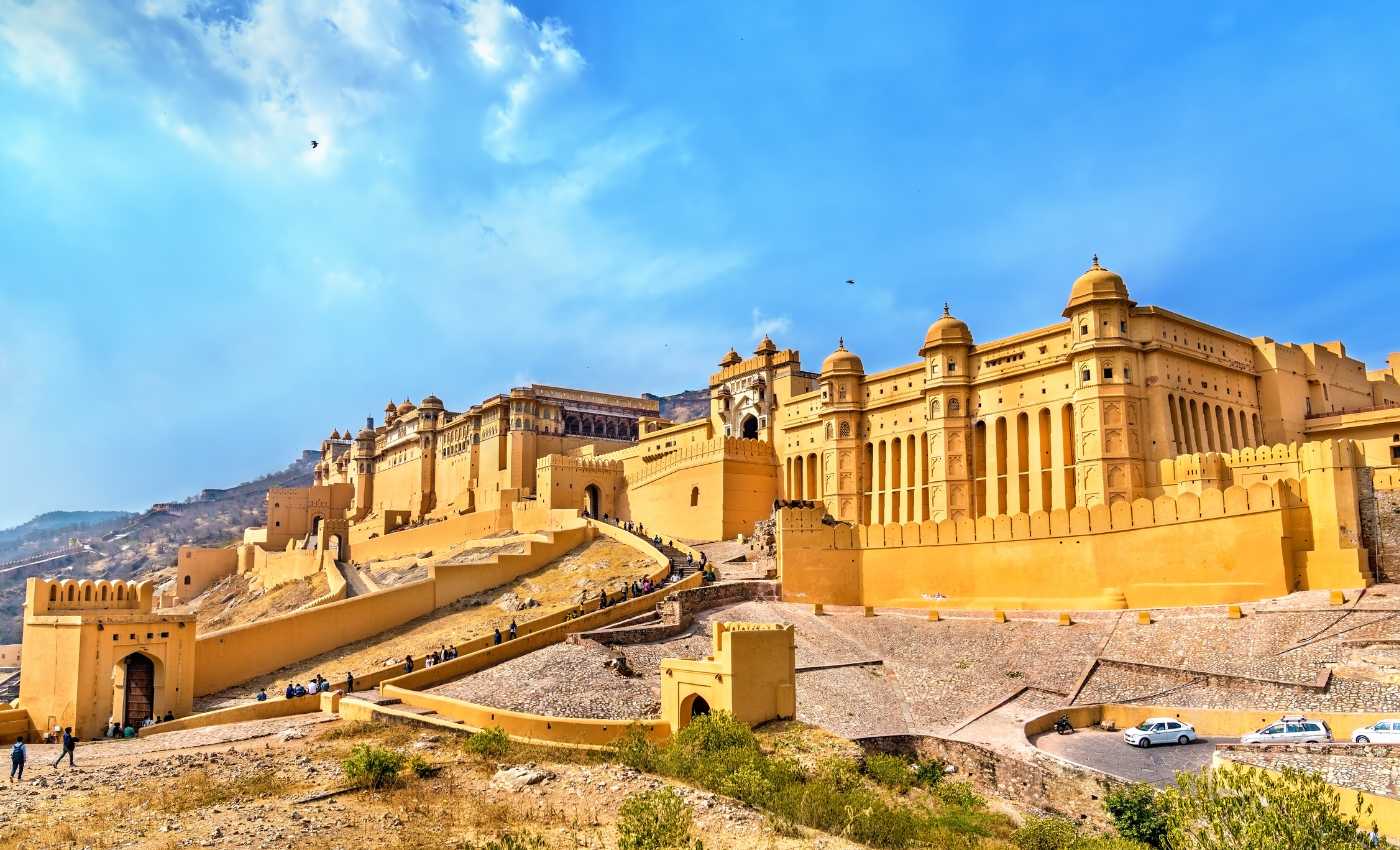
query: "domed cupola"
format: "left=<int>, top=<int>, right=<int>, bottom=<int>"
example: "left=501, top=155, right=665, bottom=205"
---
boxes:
left=821, top=338, right=864, bottom=375
left=419, top=394, right=444, bottom=410
left=754, top=335, right=778, bottom=356
left=718, top=348, right=742, bottom=368
left=1064, top=255, right=1130, bottom=316
left=919, top=304, right=973, bottom=355
left=397, top=398, right=416, bottom=415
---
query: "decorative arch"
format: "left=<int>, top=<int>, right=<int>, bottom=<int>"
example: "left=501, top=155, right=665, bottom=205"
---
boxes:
left=690, top=486, right=700, bottom=507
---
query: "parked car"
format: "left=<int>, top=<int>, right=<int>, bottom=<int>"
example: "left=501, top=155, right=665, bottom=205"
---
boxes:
left=1351, top=720, right=1400, bottom=744
left=1241, top=715, right=1333, bottom=744
left=1123, top=717, right=1198, bottom=748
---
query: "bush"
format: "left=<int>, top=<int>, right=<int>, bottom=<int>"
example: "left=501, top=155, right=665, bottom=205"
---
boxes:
left=1103, top=783, right=1167, bottom=848
left=1162, top=764, right=1379, bottom=850
left=341, top=744, right=406, bottom=789
left=863, top=752, right=914, bottom=792
left=612, top=724, right=658, bottom=771
left=1014, top=817, right=1081, bottom=850
left=617, top=788, right=694, bottom=850
left=466, top=725, right=511, bottom=758
left=408, top=754, right=437, bottom=779
left=933, top=780, right=984, bottom=809
left=459, top=833, right=547, bottom=850
left=913, top=758, right=946, bottom=789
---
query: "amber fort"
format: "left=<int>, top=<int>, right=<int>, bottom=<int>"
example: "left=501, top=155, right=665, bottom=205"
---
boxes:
left=12, top=258, right=1400, bottom=837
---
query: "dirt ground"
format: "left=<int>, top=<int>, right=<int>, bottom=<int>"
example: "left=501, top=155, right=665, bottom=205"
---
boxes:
left=0, top=716, right=869, bottom=850
left=199, top=537, right=657, bottom=708
left=191, top=570, right=331, bottom=632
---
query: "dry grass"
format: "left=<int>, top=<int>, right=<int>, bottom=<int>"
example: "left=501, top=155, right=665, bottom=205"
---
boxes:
left=151, top=767, right=293, bottom=812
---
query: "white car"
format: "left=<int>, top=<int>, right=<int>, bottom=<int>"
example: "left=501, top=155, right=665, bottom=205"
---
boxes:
left=1351, top=720, right=1400, bottom=744
left=1123, top=717, right=1198, bottom=748
left=1241, top=715, right=1333, bottom=745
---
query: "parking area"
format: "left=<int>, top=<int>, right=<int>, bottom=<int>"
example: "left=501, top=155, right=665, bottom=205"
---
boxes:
left=1032, top=729, right=1232, bottom=786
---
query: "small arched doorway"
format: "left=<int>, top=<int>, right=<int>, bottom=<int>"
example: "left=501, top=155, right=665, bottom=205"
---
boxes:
left=584, top=484, right=601, bottom=517
left=122, top=653, right=156, bottom=727
left=681, top=694, right=711, bottom=726
left=328, top=534, right=343, bottom=559
left=740, top=415, right=759, bottom=440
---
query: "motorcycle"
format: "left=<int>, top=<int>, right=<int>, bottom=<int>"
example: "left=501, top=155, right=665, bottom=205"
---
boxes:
left=1054, top=715, right=1074, bottom=735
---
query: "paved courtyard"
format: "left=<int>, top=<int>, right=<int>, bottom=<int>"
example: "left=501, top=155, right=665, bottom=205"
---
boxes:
left=1033, top=729, right=1227, bottom=786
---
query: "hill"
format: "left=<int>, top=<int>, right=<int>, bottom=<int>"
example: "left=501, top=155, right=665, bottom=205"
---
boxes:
left=645, top=388, right=708, bottom=424
left=0, top=510, right=135, bottom=545
left=0, top=454, right=316, bottom=644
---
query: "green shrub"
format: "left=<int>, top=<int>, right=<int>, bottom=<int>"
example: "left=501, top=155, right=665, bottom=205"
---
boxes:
left=466, top=725, right=511, bottom=758
left=1162, top=764, right=1379, bottom=850
left=933, top=780, right=984, bottom=809
left=913, top=758, right=946, bottom=788
left=1103, top=783, right=1167, bottom=848
left=863, top=752, right=914, bottom=792
left=341, top=744, right=406, bottom=789
left=408, top=754, right=436, bottom=779
left=458, top=832, right=548, bottom=850
left=671, top=711, right=757, bottom=755
left=718, top=763, right=775, bottom=807
left=617, top=788, right=694, bottom=850
left=612, top=724, right=658, bottom=771
left=1014, top=817, right=1080, bottom=850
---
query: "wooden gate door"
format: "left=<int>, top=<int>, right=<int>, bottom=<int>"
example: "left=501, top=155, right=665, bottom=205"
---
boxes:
left=122, top=654, right=155, bottom=727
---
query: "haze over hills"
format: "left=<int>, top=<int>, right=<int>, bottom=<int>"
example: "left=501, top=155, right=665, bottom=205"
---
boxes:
left=646, top=388, right=708, bottom=424
left=0, top=511, right=136, bottom=546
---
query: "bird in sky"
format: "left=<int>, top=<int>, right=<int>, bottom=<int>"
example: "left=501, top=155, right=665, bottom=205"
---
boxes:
left=846, top=278, right=856, bottom=286
left=310, top=140, right=319, bottom=149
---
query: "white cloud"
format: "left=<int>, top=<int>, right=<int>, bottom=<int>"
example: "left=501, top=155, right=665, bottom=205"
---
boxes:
left=750, top=308, right=792, bottom=340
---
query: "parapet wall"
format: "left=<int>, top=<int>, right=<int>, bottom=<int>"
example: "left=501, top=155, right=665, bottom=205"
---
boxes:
left=26, top=578, right=155, bottom=616
left=778, top=439, right=1372, bottom=610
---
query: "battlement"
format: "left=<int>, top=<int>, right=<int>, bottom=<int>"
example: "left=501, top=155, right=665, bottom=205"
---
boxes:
left=25, top=577, right=156, bottom=616
left=1159, top=439, right=1366, bottom=490
left=628, top=436, right=776, bottom=489
left=536, top=455, right=624, bottom=473
left=779, top=476, right=1291, bottom=550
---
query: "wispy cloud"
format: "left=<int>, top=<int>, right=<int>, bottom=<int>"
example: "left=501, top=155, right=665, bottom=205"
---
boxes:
left=750, top=308, right=791, bottom=340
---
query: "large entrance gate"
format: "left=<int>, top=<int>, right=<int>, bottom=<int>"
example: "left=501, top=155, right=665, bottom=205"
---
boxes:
left=122, top=654, right=155, bottom=727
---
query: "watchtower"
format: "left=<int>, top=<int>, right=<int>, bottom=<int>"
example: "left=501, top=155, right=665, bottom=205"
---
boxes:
left=17, top=578, right=195, bottom=739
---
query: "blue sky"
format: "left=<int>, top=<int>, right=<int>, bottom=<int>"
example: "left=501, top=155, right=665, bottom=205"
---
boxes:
left=2, top=1, right=1398, bottom=528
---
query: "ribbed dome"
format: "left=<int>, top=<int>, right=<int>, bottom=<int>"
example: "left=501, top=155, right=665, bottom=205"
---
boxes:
left=922, top=304, right=972, bottom=350
left=420, top=394, right=444, bottom=409
left=1065, top=255, right=1128, bottom=313
left=821, top=338, right=864, bottom=374
left=754, top=335, right=777, bottom=355
left=397, top=398, right=415, bottom=415
left=329, top=429, right=341, bottom=440
left=384, top=400, right=397, bottom=413
left=718, top=348, right=742, bottom=367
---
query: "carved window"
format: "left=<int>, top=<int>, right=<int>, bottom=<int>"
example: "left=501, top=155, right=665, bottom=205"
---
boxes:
left=949, top=398, right=961, bottom=414
left=930, top=399, right=941, bottom=418
left=838, top=421, right=851, bottom=438
left=947, top=360, right=957, bottom=374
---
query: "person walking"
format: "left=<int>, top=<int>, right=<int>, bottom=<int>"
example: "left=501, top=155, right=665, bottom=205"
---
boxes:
left=9, top=737, right=25, bottom=782
left=51, top=727, right=75, bottom=769
left=403, top=655, right=414, bottom=673
left=345, top=672, right=354, bottom=693
left=508, top=619, right=518, bottom=640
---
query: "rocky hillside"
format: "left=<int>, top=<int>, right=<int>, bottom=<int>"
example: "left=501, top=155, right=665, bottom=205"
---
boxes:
left=645, top=388, right=708, bottom=424
left=0, top=454, right=316, bottom=644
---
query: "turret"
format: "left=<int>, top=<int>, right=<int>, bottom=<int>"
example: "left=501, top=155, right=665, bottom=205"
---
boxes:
left=817, top=339, right=864, bottom=521
left=920, top=306, right=976, bottom=521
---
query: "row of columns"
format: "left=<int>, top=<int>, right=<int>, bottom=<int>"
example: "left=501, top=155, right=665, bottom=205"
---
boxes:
left=862, top=433, right=930, bottom=525
left=972, top=404, right=1078, bottom=517
left=785, top=453, right=821, bottom=501
left=1168, top=394, right=1262, bottom=455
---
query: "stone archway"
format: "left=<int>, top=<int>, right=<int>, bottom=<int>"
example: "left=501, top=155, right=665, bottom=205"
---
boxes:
left=679, top=693, right=711, bottom=728
left=740, top=415, right=759, bottom=440
left=584, top=484, right=601, bottom=517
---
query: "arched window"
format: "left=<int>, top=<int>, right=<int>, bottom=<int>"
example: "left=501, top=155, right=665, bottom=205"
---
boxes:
left=100, top=585, right=108, bottom=601
left=949, top=398, right=961, bottom=415
left=690, top=487, right=700, bottom=507
left=839, top=421, right=851, bottom=438
left=930, top=399, right=941, bottom=418
left=116, top=585, right=125, bottom=601
left=48, top=585, right=57, bottom=602
left=67, top=586, right=75, bottom=601
left=84, top=586, right=92, bottom=601
left=824, top=422, right=833, bottom=439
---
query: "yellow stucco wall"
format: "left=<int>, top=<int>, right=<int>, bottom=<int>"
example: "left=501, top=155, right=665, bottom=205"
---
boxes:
left=660, top=622, right=796, bottom=730
left=174, top=547, right=239, bottom=602
left=777, top=441, right=1372, bottom=611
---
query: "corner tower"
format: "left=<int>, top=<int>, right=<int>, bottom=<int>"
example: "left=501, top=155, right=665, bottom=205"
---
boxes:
left=818, top=339, right=865, bottom=522
left=921, top=305, right=976, bottom=520
left=1064, top=257, right=1147, bottom=506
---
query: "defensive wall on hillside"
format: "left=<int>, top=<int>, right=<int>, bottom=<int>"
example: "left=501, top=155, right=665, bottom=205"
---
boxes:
left=777, top=439, right=1373, bottom=610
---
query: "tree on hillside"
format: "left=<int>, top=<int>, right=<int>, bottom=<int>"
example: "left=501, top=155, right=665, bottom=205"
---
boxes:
left=1161, top=764, right=1382, bottom=850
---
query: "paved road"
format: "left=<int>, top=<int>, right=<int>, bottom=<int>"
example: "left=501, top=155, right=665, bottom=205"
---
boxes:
left=1033, top=729, right=1232, bottom=786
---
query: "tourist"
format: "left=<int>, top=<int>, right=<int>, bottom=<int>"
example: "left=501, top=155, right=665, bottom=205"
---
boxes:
left=141, top=716, right=155, bottom=728
left=493, top=627, right=502, bottom=645
left=255, top=688, right=268, bottom=702
left=9, top=737, right=25, bottom=782
left=307, top=678, right=319, bottom=694
left=122, top=724, right=136, bottom=739
left=162, top=711, right=174, bottom=723
left=403, top=655, right=414, bottom=673
left=345, top=672, right=355, bottom=693
left=598, top=589, right=608, bottom=610
left=51, top=727, right=75, bottom=769
left=509, top=619, right=518, bottom=640
left=284, top=682, right=296, bottom=699
left=424, top=654, right=434, bottom=669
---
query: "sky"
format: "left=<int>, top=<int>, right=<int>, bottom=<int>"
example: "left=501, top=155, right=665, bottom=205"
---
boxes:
left=1, top=1, right=1399, bottom=528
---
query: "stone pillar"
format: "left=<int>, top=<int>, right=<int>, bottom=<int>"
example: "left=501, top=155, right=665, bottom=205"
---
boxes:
left=1006, top=414, right=1023, bottom=515
left=1028, top=411, right=1045, bottom=513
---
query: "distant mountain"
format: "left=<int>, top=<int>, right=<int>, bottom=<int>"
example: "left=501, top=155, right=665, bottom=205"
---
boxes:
left=0, top=511, right=135, bottom=545
left=645, top=389, right=708, bottom=424
left=0, top=453, right=317, bottom=644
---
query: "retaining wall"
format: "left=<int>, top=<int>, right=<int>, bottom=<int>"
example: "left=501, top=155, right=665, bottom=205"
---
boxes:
left=138, top=693, right=322, bottom=737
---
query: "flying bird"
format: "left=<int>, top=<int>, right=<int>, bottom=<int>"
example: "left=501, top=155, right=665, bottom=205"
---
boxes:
left=846, top=278, right=856, bottom=286
left=310, top=140, right=319, bottom=149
